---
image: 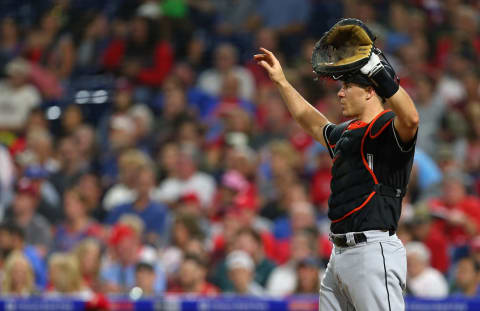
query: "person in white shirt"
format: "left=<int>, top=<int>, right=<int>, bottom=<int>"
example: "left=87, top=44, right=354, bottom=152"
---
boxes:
left=197, top=43, right=255, bottom=101
left=406, top=241, right=448, bottom=298
left=0, top=58, right=41, bottom=131
left=154, top=150, right=216, bottom=208
left=226, top=250, right=264, bottom=296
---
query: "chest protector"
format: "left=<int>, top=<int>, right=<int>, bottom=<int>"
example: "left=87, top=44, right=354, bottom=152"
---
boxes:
left=327, top=110, right=399, bottom=223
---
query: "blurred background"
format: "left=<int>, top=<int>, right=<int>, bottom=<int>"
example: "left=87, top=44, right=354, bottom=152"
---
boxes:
left=0, top=0, right=479, bottom=308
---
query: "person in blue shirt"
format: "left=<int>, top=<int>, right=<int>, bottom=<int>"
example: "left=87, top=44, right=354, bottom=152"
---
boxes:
left=106, top=167, right=168, bottom=246
left=100, top=223, right=166, bottom=294
left=0, top=222, right=47, bottom=290
left=451, top=256, right=480, bottom=297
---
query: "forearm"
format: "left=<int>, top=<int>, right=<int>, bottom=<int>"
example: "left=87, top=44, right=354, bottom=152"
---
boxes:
left=386, top=86, right=419, bottom=129
left=275, top=79, right=330, bottom=142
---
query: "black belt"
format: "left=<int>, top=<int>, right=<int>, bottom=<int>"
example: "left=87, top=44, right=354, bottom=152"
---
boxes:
left=330, top=233, right=367, bottom=247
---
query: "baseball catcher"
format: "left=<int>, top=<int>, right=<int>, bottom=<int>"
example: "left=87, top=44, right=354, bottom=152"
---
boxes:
left=255, top=18, right=419, bottom=311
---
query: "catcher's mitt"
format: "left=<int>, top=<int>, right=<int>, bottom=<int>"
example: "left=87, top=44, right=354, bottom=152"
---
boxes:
left=312, top=18, right=376, bottom=79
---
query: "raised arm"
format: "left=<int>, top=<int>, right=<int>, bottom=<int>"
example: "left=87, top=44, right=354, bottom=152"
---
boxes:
left=360, top=52, right=419, bottom=143
left=254, top=48, right=331, bottom=148
left=386, top=86, right=419, bottom=143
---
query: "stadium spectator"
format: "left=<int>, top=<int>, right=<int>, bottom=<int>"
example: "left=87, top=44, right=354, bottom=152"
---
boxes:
left=0, top=222, right=47, bottom=290
left=23, top=164, right=61, bottom=224
left=1, top=251, right=36, bottom=296
left=23, top=8, right=75, bottom=81
left=226, top=250, right=264, bottom=295
left=102, top=149, right=151, bottom=211
left=73, top=238, right=102, bottom=292
left=46, top=253, right=93, bottom=299
left=99, top=115, right=138, bottom=185
left=428, top=171, right=480, bottom=251
left=49, top=136, right=90, bottom=195
left=168, top=254, right=219, bottom=295
left=60, top=105, right=84, bottom=137
left=197, top=43, right=255, bottom=101
left=266, top=229, right=319, bottom=296
left=406, top=206, right=450, bottom=274
left=75, top=173, right=104, bottom=221
left=73, top=12, right=109, bottom=75
left=102, top=16, right=173, bottom=88
left=451, top=256, right=480, bottom=297
left=6, top=178, right=52, bottom=257
left=0, top=58, right=41, bottom=131
left=406, top=242, right=448, bottom=298
left=161, top=214, right=205, bottom=277
left=100, top=223, right=165, bottom=294
left=106, top=168, right=168, bottom=246
left=53, top=188, right=104, bottom=252
left=294, top=257, right=321, bottom=294
left=0, top=17, right=22, bottom=74
left=414, top=74, right=446, bottom=157
left=128, top=104, right=155, bottom=154
left=212, top=227, right=276, bottom=291
left=154, top=149, right=216, bottom=208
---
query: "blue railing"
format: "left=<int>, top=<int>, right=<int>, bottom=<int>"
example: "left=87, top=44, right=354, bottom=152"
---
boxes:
left=0, top=296, right=479, bottom=310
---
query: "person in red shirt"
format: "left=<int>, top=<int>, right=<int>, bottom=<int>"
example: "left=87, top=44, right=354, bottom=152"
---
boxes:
left=406, top=208, right=450, bottom=274
left=102, top=16, right=173, bottom=87
left=429, top=171, right=480, bottom=247
left=168, top=254, right=219, bottom=295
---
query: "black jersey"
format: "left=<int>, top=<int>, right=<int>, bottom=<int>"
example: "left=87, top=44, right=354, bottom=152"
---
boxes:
left=323, top=110, right=417, bottom=234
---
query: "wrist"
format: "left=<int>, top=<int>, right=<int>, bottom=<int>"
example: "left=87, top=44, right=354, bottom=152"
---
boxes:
left=370, top=66, right=399, bottom=99
left=275, top=77, right=288, bottom=87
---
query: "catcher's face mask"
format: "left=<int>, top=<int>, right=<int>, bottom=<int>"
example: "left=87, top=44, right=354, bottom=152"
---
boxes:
left=312, top=18, right=376, bottom=78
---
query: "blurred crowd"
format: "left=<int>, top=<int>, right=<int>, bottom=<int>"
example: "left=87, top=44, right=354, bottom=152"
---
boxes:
left=0, top=0, right=479, bottom=305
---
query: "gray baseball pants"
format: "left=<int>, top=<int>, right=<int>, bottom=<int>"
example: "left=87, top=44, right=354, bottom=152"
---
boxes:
left=319, top=230, right=407, bottom=311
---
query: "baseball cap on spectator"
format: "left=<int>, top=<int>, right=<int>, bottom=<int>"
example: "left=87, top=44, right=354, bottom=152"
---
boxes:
left=24, top=165, right=49, bottom=179
left=221, top=170, right=248, bottom=192
left=109, top=224, right=137, bottom=247
left=136, top=247, right=157, bottom=270
left=226, top=250, right=254, bottom=271
left=234, top=191, right=257, bottom=211
left=15, top=178, right=39, bottom=197
left=179, top=192, right=200, bottom=205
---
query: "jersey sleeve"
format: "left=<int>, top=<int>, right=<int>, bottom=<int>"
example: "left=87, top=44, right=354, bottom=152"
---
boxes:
left=390, top=119, right=417, bottom=153
left=322, top=123, right=336, bottom=158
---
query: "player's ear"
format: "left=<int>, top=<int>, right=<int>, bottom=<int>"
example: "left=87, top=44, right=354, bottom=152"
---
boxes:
left=365, top=86, right=376, bottom=101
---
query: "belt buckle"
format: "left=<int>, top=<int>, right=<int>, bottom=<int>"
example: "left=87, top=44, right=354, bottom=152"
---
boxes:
left=346, top=232, right=356, bottom=246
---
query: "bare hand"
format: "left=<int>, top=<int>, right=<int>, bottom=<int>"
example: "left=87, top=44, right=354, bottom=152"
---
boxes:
left=254, top=47, right=286, bottom=84
left=448, top=209, right=467, bottom=226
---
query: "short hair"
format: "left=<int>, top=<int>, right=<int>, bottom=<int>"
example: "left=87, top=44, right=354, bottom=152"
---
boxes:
left=0, top=222, right=25, bottom=240
left=235, top=227, right=262, bottom=245
left=136, top=262, right=154, bottom=272
left=183, top=253, right=207, bottom=269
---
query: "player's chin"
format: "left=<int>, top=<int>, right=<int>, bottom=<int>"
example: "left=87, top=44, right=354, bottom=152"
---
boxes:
left=341, top=108, right=352, bottom=118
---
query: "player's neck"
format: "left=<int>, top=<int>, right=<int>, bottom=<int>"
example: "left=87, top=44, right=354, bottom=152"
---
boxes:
left=357, top=102, right=384, bottom=123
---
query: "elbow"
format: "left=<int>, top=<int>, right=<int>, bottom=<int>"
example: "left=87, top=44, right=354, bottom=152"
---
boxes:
left=410, top=113, right=420, bottom=128
left=405, top=112, right=419, bottom=129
